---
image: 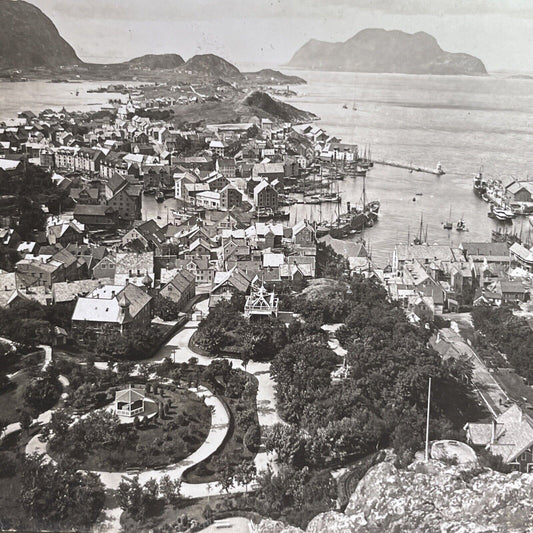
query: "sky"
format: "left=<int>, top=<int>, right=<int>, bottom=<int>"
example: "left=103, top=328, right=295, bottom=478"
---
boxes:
left=27, top=0, right=533, bottom=72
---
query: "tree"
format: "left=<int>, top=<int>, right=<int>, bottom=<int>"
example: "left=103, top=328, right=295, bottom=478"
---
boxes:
left=19, top=411, right=33, bottom=434
left=264, top=423, right=306, bottom=467
left=244, top=424, right=261, bottom=452
left=118, top=475, right=144, bottom=520
left=213, top=455, right=235, bottom=493
left=153, top=294, right=182, bottom=321
left=159, top=474, right=182, bottom=505
left=21, top=454, right=105, bottom=529
left=235, top=459, right=256, bottom=497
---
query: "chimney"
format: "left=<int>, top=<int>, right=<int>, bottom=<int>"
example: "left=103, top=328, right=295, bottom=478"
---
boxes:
left=491, top=419, right=497, bottom=444
left=111, top=290, right=116, bottom=298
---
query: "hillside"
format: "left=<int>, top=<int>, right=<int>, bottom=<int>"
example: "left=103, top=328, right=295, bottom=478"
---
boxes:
left=256, top=459, right=533, bottom=532
left=0, top=0, right=80, bottom=69
left=242, top=91, right=317, bottom=122
left=168, top=90, right=317, bottom=128
left=182, top=54, right=242, bottom=79
left=288, top=29, right=487, bottom=76
left=122, top=54, right=185, bottom=69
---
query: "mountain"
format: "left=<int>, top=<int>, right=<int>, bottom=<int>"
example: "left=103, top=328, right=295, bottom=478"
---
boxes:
left=182, top=54, right=242, bottom=79
left=122, top=54, right=185, bottom=69
left=288, top=29, right=487, bottom=76
left=255, top=458, right=533, bottom=532
left=0, top=0, right=80, bottom=69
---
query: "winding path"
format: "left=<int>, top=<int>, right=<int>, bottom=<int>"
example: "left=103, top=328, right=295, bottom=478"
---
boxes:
left=19, top=300, right=282, bottom=531
left=1, top=345, right=70, bottom=441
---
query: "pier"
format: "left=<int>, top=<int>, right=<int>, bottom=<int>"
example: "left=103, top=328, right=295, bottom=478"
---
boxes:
left=372, top=159, right=445, bottom=176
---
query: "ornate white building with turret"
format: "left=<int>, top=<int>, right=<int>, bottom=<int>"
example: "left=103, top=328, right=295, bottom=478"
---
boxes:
left=244, top=281, right=279, bottom=318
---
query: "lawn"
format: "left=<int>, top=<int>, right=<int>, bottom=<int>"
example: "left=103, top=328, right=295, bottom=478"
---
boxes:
left=49, top=386, right=212, bottom=471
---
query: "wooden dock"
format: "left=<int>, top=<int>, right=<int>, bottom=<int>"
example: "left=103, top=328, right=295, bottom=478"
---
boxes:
left=373, top=159, right=445, bottom=176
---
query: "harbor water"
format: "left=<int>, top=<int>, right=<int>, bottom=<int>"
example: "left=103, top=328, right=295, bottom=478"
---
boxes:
left=280, top=70, right=533, bottom=265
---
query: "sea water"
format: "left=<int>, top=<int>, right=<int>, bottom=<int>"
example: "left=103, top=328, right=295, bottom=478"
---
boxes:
left=279, top=70, right=533, bottom=265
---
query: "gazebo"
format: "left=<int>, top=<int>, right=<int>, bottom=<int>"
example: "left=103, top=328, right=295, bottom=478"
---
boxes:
left=244, top=282, right=279, bottom=318
left=114, top=385, right=146, bottom=417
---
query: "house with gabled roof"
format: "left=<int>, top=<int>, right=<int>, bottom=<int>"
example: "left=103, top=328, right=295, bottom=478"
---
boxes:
left=253, top=180, right=279, bottom=211
left=174, top=257, right=216, bottom=285
left=72, top=283, right=152, bottom=338
left=209, top=266, right=254, bottom=308
left=159, top=269, right=196, bottom=311
left=185, top=238, right=213, bottom=259
left=465, top=404, right=533, bottom=472
left=122, top=220, right=166, bottom=251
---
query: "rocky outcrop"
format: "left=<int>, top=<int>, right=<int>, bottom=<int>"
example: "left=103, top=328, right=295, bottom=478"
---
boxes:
left=0, top=0, right=80, bottom=69
left=288, top=29, right=487, bottom=76
left=242, top=91, right=318, bottom=123
left=255, top=460, right=533, bottom=533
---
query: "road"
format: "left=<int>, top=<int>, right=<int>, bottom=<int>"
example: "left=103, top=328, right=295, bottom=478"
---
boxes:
left=438, top=327, right=510, bottom=416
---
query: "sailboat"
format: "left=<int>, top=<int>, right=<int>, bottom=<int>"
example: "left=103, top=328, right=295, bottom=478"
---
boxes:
left=456, top=217, right=467, bottom=231
left=413, top=213, right=425, bottom=245
left=443, top=206, right=453, bottom=230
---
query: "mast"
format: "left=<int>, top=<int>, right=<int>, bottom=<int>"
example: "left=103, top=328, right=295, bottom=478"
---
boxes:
left=425, top=377, right=432, bottom=462
left=362, top=174, right=367, bottom=210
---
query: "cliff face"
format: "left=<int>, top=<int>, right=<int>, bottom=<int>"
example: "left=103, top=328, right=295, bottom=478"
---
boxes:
left=288, top=29, right=487, bottom=76
left=183, top=54, right=242, bottom=79
left=0, top=0, right=80, bottom=69
left=256, top=460, right=533, bottom=533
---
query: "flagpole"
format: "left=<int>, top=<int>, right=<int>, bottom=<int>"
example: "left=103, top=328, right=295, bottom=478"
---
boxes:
left=425, top=377, right=432, bottom=462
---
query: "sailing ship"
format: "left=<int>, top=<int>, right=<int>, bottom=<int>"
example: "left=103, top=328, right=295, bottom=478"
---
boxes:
left=329, top=175, right=380, bottom=239
left=413, top=213, right=428, bottom=245
left=443, top=206, right=453, bottom=230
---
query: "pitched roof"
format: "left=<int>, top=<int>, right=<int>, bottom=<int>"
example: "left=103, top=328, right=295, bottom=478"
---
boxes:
left=164, top=269, right=195, bottom=294
left=461, top=242, right=510, bottom=257
left=52, top=278, right=113, bottom=304
left=72, top=283, right=151, bottom=324
left=74, top=204, right=115, bottom=216
left=115, top=386, right=145, bottom=404
left=489, top=405, right=533, bottom=463
left=211, top=266, right=252, bottom=294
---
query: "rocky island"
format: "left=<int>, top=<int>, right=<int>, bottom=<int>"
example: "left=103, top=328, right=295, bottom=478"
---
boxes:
left=288, top=28, right=487, bottom=76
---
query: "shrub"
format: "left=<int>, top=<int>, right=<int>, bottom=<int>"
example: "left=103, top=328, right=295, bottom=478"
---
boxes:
left=244, top=425, right=261, bottom=452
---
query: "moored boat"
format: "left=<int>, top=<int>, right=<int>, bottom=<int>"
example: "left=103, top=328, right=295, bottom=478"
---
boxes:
left=456, top=219, right=467, bottom=231
left=473, top=171, right=487, bottom=197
